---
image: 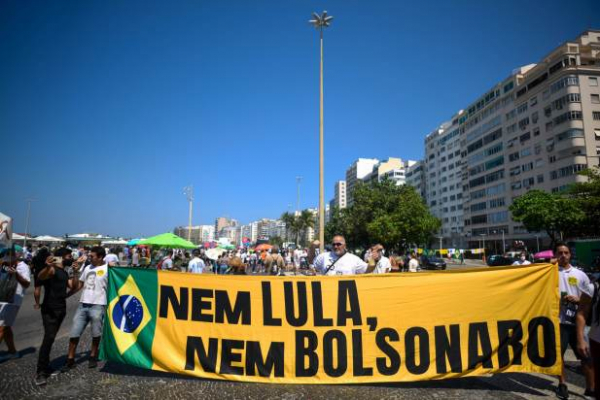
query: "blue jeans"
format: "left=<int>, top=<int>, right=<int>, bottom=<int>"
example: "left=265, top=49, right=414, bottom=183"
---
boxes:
left=69, top=303, right=106, bottom=338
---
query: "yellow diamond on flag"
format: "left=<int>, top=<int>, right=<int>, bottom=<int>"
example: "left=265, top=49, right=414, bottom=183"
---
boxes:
left=108, top=274, right=152, bottom=355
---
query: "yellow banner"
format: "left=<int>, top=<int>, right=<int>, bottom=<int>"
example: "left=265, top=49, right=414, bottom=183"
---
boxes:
left=103, top=264, right=561, bottom=384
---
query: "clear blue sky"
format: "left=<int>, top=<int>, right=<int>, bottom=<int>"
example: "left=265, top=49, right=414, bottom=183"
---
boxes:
left=2, top=0, right=598, bottom=238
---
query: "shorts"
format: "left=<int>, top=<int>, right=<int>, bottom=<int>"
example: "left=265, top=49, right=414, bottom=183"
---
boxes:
left=560, top=323, right=582, bottom=360
left=70, top=303, right=106, bottom=338
left=0, top=303, right=21, bottom=327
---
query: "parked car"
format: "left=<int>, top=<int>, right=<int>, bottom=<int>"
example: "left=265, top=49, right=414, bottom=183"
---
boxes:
left=487, top=255, right=516, bottom=267
left=421, top=256, right=447, bottom=270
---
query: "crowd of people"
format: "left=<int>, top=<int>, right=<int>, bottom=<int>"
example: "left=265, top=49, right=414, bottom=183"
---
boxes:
left=0, top=237, right=598, bottom=398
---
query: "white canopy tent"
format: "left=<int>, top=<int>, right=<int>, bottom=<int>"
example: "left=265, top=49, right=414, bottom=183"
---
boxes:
left=33, top=235, right=65, bottom=243
left=101, top=239, right=128, bottom=246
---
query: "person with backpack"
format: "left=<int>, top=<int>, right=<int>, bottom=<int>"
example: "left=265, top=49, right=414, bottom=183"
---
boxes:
left=577, top=279, right=599, bottom=399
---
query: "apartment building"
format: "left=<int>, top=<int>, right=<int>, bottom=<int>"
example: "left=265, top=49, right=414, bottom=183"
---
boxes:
left=425, top=119, right=465, bottom=248
left=345, top=158, right=379, bottom=206
left=333, top=180, right=347, bottom=209
left=405, top=160, right=426, bottom=199
left=173, top=225, right=214, bottom=245
left=428, top=30, right=600, bottom=250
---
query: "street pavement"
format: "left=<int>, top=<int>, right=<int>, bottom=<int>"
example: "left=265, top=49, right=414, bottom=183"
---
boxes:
left=0, top=269, right=592, bottom=400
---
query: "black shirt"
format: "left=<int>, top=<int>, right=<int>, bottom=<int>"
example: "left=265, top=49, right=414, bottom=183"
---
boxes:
left=41, top=267, right=69, bottom=309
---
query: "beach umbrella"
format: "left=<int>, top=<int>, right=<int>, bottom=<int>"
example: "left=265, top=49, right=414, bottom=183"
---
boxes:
left=534, top=250, right=554, bottom=259
left=138, top=233, right=197, bottom=249
left=205, top=248, right=226, bottom=260
left=127, top=238, right=144, bottom=246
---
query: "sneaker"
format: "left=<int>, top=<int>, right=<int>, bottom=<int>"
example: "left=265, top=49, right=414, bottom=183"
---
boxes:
left=60, top=359, right=75, bottom=373
left=34, top=373, right=48, bottom=386
left=556, top=383, right=569, bottom=399
left=0, top=351, right=20, bottom=362
left=88, top=357, right=98, bottom=369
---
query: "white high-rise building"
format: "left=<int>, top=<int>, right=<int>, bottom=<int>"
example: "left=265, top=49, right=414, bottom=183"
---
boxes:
left=333, top=180, right=347, bottom=209
left=345, top=158, right=379, bottom=206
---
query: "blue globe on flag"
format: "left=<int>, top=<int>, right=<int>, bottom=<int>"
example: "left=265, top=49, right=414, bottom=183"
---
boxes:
left=112, top=295, right=144, bottom=333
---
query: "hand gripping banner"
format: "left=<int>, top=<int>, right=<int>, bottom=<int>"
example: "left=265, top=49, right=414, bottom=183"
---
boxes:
left=100, top=264, right=561, bottom=384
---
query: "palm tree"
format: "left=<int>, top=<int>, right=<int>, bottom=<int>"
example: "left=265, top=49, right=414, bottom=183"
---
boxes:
left=280, top=212, right=298, bottom=245
left=297, top=210, right=316, bottom=247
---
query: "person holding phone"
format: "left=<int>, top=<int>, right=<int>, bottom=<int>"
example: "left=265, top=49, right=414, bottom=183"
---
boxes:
left=0, top=248, right=31, bottom=362
left=34, top=248, right=85, bottom=386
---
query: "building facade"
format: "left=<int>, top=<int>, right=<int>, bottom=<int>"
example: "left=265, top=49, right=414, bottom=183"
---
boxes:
left=333, top=180, right=347, bottom=210
left=426, top=30, right=600, bottom=251
left=173, top=225, right=214, bottom=245
left=345, top=158, right=379, bottom=206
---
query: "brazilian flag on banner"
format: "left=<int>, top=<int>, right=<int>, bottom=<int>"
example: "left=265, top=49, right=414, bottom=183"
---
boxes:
left=100, top=267, right=158, bottom=369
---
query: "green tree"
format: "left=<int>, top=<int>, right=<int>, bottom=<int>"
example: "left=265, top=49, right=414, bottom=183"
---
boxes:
left=325, top=179, right=440, bottom=252
left=280, top=209, right=316, bottom=246
left=269, top=235, right=284, bottom=248
left=280, top=212, right=297, bottom=244
left=568, top=167, right=600, bottom=236
left=509, top=189, right=585, bottom=246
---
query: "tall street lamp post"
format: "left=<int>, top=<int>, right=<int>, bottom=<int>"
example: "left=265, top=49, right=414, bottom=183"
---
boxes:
left=23, top=198, right=36, bottom=248
left=183, top=185, right=194, bottom=242
left=309, top=11, right=333, bottom=253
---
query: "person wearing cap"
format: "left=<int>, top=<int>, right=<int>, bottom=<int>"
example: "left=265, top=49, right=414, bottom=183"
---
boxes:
left=313, top=235, right=373, bottom=276
left=371, top=244, right=391, bottom=274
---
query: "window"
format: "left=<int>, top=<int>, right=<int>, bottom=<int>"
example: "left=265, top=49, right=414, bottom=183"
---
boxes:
left=553, top=111, right=583, bottom=126
left=522, top=162, right=534, bottom=172
left=591, top=77, right=599, bottom=87
left=470, top=202, right=487, bottom=212
left=518, top=117, right=530, bottom=130
left=489, top=197, right=505, bottom=208
left=521, top=147, right=532, bottom=157
left=592, top=94, right=600, bottom=104
left=556, top=128, right=584, bottom=142
left=544, top=106, right=552, bottom=117
left=533, top=127, right=540, bottom=137
left=550, top=76, right=579, bottom=93
left=537, top=174, right=544, bottom=183
left=530, top=96, right=538, bottom=107
left=517, top=103, right=528, bottom=114
left=489, top=211, right=508, bottom=223
left=509, top=166, right=521, bottom=176
left=593, top=111, right=600, bottom=121
left=531, top=112, right=539, bottom=124
left=520, top=132, right=531, bottom=143
left=534, top=143, right=542, bottom=155
left=523, top=177, right=535, bottom=188
left=511, top=182, right=522, bottom=190
left=509, top=152, right=520, bottom=162
left=550, top=164, right=587, bottom=180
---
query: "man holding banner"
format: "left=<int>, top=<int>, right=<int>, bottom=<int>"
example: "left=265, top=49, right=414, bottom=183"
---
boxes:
left=313, top=235, right=370, bottom=275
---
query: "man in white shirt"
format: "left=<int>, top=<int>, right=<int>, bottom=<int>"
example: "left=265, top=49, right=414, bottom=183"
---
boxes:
left=188, top=250, right=205, bottom=274
left=554, top=242, right=593, bottom=399
left=313, top=235, right=370, bottom=275
left=512, top=251, right=532, bottom=266
left=0, top=251, right=31, bottom=361
left=371, top=244, right=391, bottom=274
left=62, top=246, right=109, bottom=371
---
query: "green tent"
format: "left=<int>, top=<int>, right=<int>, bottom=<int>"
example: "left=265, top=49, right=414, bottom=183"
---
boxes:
left=138, top=233, right=197, bottom=249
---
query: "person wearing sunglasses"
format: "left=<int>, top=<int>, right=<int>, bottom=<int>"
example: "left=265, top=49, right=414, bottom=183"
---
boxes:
left=313, top=235, right=371, bottom=275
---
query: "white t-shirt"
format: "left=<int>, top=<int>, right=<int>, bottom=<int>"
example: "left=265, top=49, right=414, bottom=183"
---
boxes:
left=314, top=252, right=368, bottom=276
left=79, top=264, right=109, bottom=305
left=587, top=283, right=599, bottom=343
left=188, top=257, right=205, bottom=274
left=375, top=256, right=391, bottom=274
left=558, top=265, right=592, bottom=325
left=13, top=261, right=31, bottom=306
left=408, top=258, right=419, bottom=272
left=162, top=258, right=173, bottom=270
left=512, top=259, right=532, bottom=266
left=104, top=254, right=119, bottom=265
